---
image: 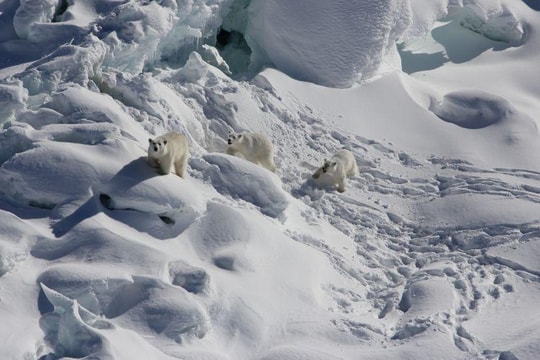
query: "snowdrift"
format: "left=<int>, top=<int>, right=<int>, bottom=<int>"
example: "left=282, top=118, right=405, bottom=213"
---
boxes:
left=0, top=0, right=539, bottom=359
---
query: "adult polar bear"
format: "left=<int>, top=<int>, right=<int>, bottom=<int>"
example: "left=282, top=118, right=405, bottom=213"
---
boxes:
left=147, top=131, right=190, bottom=178
left=312, top=149, right=359, bottom=192
left=226, top=131, right=277, bottom=172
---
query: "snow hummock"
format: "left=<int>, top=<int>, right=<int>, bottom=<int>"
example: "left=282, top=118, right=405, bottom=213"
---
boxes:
left=430, top=89, right=538, bottom=132
left=195, top=153, right=289, bottom=217
left=1, top=0, right=540, bottom=359
left=246, top=0, right=412, bottom=87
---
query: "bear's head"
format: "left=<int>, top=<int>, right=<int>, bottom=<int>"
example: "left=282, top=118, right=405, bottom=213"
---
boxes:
left=227, top=131, right=243, bottom=145
left=148, top=138, right=168, bottom=155
left=320, top=159, right=337, bottom=174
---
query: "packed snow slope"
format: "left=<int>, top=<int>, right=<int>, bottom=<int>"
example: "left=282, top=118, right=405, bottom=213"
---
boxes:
left=0, top=0, right=539, bottom=359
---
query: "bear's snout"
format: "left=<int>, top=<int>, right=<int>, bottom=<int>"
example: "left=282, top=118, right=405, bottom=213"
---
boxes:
left=154, top=147, right=158, bottom=152
left=228, top=140, right=232, bottom=145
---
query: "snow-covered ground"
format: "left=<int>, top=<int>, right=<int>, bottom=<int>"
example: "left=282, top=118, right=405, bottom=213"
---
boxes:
left=0, top=0, right=539, bottom=359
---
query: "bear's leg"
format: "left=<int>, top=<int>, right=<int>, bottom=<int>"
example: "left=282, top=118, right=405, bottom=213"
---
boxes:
left=266, top=158, right=277, bottom=172
left=259, top=157, right=276, bottom=172
left=147, top=157, right=160, bottom=168
left=349, top=163, right=359, bottom=177
left=337, top=178, right=347, bottom=193
left=175, top=156, right=188, bottom=178
left=159, top=158, right=174, bottom=175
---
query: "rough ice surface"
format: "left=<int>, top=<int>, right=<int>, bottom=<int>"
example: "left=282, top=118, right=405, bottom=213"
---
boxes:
left=13, top=0, right=60, bottom=39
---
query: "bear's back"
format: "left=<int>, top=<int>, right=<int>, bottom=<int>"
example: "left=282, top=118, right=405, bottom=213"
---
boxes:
left=332, top=150, right=355, bottom=172
left=162, top=131, right=187, bottom=142
left=334, top=149, right=353, bottom=162
left=159, top=132, right=189, bottom=156
left=245, top=133, right=272, bottom=152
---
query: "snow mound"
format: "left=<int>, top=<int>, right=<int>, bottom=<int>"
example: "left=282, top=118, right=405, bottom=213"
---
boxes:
left=32, top=220, right=167, bottom=272
left=406, top=0, right=525, bottom=45
left=400, top=1, right=526, bottom=74
left=245, top=0, right=411, bottom=87
left=393, top=261, right=460, bottom=340
left=458, top=2, right=525, bottom=45
left=96, top=156, right=206, bottom=239
left=398, top=276, right=456, bottom=318
left=39, top=284, right=180, bottom=359
left=105, top=275, right=210, bottom=343
left=194, top=153, right=289, bottom=217
left=0, top=139, right=139, bottom=209
left=188, top=202, right=253, bottom=271
left=430, top=90, right=536, bottom=131
left=13, top=0, right=59, bottom=39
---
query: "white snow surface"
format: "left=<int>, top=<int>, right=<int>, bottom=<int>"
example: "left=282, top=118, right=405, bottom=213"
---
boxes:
left=1, top=0, right=540, bottom=359
left=245, top=0, right=411, bottom=87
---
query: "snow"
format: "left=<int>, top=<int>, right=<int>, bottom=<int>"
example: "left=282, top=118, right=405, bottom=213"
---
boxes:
left=246, top=0, right=411, bottom=87
left=13, top=0, right=59, bottom=39
left=195, top=153, right=288, bottom=217
left=1, top=0, right=540, bottom=359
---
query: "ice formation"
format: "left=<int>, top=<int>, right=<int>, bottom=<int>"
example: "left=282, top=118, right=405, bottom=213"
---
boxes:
left=406, top=0, right=525, bottom=44
left=430, top=89, right=536, bottom=130
left=245, top=0, right=412, bottom=87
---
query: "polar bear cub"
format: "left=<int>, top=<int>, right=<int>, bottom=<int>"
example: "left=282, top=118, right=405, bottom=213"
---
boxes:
left=312, top=149, right=359, bottom=192
left=226, top=131, right=276, bottom=172
left=147, top=131, right=190, bottom=178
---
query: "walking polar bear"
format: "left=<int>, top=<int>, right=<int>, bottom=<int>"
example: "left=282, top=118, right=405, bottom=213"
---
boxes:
left=148, top=131, right=190, bottom=178
left=226, top=131, right=276, bottom=172
left=312, top=149, right=359, bottom=192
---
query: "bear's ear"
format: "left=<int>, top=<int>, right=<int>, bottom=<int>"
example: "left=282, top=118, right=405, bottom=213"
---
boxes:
left=163, top=140, right=167, bottom=145
left=238, top=134, right=242, bottom=138
left=148, top=138, right=153, bottom=143
left=332, top=162, right=337, bottom=167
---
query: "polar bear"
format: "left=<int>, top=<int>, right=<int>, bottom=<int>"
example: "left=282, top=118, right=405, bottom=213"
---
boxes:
left=226, top=131, right=276, bottom=172
left=147, top=131, right=190, bottom=178
left=312, top=149, right=359, bottom=192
